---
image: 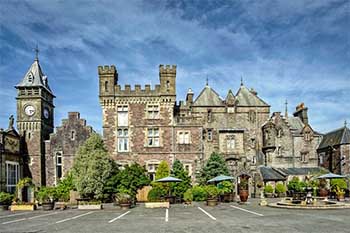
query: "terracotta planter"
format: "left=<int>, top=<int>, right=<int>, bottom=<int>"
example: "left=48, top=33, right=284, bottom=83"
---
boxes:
left=319, top=188, right=328, bottom=197
left=337, top=193, right=345, bottom=202
left=120, top=203, right=131, bottom=210
left=42, top=202, right=54, bottom=211
left=206, top=198, right=218, bottom=206
left=239, top=190, right=249, bottom=202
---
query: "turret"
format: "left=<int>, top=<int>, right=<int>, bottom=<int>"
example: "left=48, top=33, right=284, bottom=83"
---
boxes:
left=186, top=88, right=194, bottom=105
left=98, top=65, right=118, bottom=96
left=159, top=64, right=176, bottom=95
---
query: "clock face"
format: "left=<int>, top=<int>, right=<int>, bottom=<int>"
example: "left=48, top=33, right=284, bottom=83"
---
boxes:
left=44, top=108, right=49, bottom=119
left=24, top=105, right=36, bottom=116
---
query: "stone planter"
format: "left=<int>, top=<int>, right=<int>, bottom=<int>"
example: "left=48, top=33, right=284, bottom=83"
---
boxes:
left=337, top=193, right=345, bottom=202
left=206, top=198, right=218, bottom=207
left=119, top=203, right=131, bottom=210
left=54, top=202, right=67, bottom=210
left=145, top=202, right=169, bottom=208
left=265, top=193, right=273, bottom=198
left=0, top=204, right=9, bottom=211
left=222, top=193, right=234, bottom=202
left=42, top=202, right=54, bottom=211
left=11, top=204, right=36, bottom=211
left=78, top=204, right=102, bottom=210
left=277, top=193, right=286, bottom=198
left=239, top=190, right=249, bottom=202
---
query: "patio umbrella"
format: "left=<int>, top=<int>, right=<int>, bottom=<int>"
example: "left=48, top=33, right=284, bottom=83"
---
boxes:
left=316, top=173, right=346, bottom=179
left=207, top=175, right=234, bottom=183
left=155, top=176, right=183, bottom=203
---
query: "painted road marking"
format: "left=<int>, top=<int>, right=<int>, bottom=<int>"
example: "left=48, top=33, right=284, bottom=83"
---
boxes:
left=198, top=207, right=216, bottom=221
left=0, top=212, right=33, bottom=219
left=56, top=211, right=94, bottom=224
left=230, top=205, right=264, bottom=217
left=108, top=211, right=131, bottom=223
left=165, top=208, right=169, bottom=222
left=2, top=212, right=60, bottom=225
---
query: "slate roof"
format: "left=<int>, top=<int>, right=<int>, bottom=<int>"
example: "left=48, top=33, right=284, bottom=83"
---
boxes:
left=259, top=166, right=286, bottom=181
left=235, top=85, right=269, bottom=107
left=16, top=59, right=54, bottom=95
left=276, top=167, right=326, bottom=176
left=286, top=117, right=305, bottom=134
left=318, top=126, right=350, bottom=150
left=193, top=85, right=224, bottom=106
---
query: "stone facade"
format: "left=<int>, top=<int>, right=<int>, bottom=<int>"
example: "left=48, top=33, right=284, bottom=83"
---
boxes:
left=317, top=124, right=350, bottom=175
left=15, top=58, right=55, bottom=186
left=0, top=124, right=23, bottom=193
left=99, top=64, right=271, bottom=187
left=262, top=103, right=322, bottom=169
left=45, top=112, right=94, bottom=186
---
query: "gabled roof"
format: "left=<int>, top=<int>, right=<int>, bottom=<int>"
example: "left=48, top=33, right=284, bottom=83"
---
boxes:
left=235, top=85, right=269, bottom=107
left=225, top=89, right=235, bottom=105
left=16, top=59, right=54, bottom=95
left=286, top=117, right=305, bottom=133
left=193, top=85, right=224, bottom=106
left=318, top=126, right=350, bottom=150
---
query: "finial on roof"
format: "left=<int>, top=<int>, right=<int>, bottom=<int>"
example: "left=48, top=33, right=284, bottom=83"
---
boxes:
left=34, top=44, right=39, bottom=61
left=345, top=120, right=347, bottom=128
left=285, top=99, right=288, bottom=118
left=240, top=76, right=243, bottom=86
left=206, top=75, right=209, bottom=86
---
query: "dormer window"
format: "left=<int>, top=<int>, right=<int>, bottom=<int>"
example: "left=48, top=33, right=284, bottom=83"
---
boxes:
left=28, top=73, right=34, bottom=83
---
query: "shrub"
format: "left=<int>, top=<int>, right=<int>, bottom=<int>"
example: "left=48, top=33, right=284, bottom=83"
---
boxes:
left=55, top=173, right=75, bottom=201
left=275, top=183, right=286, bottom=194
left=183, top=189, right=193, bottom=202
left=204, top=185, right=219, bottom=199
left=37, top=186, right=56, bottom=203
left=192, top=185, right=207, bottom=201
left=331, top=179, right=347, bottom=192
left=171, top=160, right=192, bottom=199
left=197, top=152, right=230, bottom=185
left=147, top=186, right=166, bottom=202
left=264, top=184, right=274, bottom=194
left=218, top=181, right=234, bottom=194
left=0, top=192, right=13, bottom=205
left=287, top=177, right=305, bottom=192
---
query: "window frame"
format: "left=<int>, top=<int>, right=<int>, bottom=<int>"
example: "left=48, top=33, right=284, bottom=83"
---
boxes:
left=147, top=128, right=160, bottom=147
left=147, top=105, right=160, bottom=119
left=56, top=152, right=63, bottom=184
left=117, top=128, right=129, bottom=152
left=6, top=161, right=19, bottom=193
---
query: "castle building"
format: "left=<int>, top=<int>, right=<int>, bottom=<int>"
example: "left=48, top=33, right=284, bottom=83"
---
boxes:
left=98, top=64, right=270, bottom=186
left=317, top=123, right=350, bottom=175
left=15, top=56, right=55, bottom=186
left=45, top=112, right=94, bottom=186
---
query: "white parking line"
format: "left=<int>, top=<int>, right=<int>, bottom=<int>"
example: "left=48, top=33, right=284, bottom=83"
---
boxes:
left=165, top=208, right=169, bottom=222
left=230, top=205, right=264, bottom=217
left=108, top=211, right=131, bottom=223
left=0, top=212, right=32, bottom=219
left=198, top=207, right=216, bottom=220
left=56, top=211, right=94, bottom=224
left=2, top=212, right=60, bottom=225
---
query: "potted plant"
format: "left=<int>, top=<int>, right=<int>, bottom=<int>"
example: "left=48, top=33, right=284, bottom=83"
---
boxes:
left=318, top=178, right=328, bottom=197
left=205, top=185, right=219, bottom=206
left=183, top=189, right=193, bottom=205
left=219, top=181, right=234, bottom=202
left=239, top=179, right=249, bottom=202
left=331, top=179, right=347, bottom=201
left=275, top=182, right=286, bottom=197
left=115, top=188, right=132, bottom=210
left=0, top=192, right=13, bottom=211
left=11, top=178, right=36, bottom=211
left=264, top=184, right=274, bottom=198
left=37, top=187, right=56, bottom=210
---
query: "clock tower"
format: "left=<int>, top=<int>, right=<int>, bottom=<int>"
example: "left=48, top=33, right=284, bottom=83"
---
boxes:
left=15, top=54, right=55, bottom=186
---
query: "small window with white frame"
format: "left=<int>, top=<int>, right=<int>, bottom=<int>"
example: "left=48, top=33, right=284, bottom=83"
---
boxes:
left=147, top=162, right=159, bottom=181
left=147, top=105, right=160, bottom=119
left=117, top=128, right=129, bottom=152
left=178, top=131, right=191, bottom=144
left=56, top=152, right=63, bottom=183
left=6, top=161, right=19, bottom=193
left=147, top=128, right=160, bottom=147
left=226, top=135, right=235, bottom=151
left=117, top=106, right=128, bottom=126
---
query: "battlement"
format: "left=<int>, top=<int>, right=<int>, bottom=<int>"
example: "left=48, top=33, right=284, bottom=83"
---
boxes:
left=159, top=64, right=177, bottom=75
left=98, top=65, right=117, bottom=75
left=113, top=84, right=162, bottom=95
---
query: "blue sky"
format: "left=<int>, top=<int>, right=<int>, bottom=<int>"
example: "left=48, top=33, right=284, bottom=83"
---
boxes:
left=0, top=0, right=349, bottom=134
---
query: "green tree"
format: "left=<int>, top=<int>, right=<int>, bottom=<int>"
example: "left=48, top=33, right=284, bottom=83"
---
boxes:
left=151, top=161, right=170, bottom=197
left=171, top=160, right=192, bottom=198
left=115, top=163, right=151, bottom=198
left=197, top=152, right=229, bottom=184
left=71, top=133, right=115, bottom=200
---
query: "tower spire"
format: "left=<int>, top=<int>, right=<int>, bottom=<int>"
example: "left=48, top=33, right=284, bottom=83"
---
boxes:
left=285, top=99, right=288, bottom=118
left=206, top=75, right=209, bottom=86
left=34, top=44, right=39, bottom=61
left=345, top=120, right=347, bottom=128
left=240, top=76, right=243, bottom=86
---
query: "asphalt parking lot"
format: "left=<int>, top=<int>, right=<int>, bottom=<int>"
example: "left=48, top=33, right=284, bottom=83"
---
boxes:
left=1, top=199, right=350, bottom=233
